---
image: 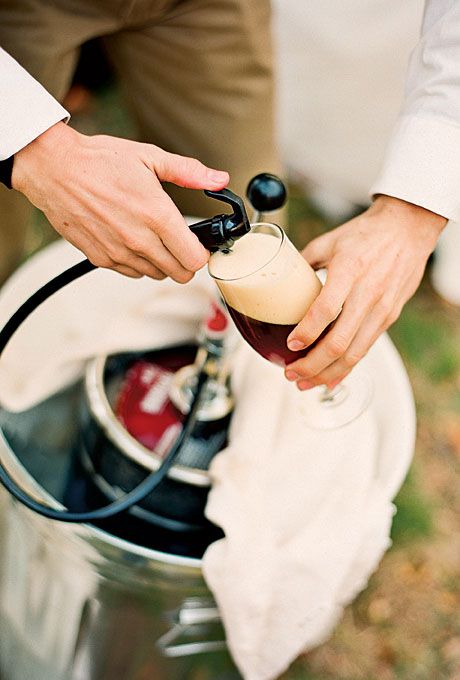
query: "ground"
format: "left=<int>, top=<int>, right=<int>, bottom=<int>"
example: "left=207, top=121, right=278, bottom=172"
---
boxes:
left=28, top=87, right=460, bottom=680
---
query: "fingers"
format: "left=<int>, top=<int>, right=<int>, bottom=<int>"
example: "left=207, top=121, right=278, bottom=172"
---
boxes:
left=287, top=257, right=354, bottom=352
left=294, top=311, right=386, bottom=390
left=112, top=265, right=144, bottom=279
left=286, top=290, right=403, bottom=389
left=286, top=286, right=371, bottom=379
left=91, top=238, right=193, bottom=282
left=302, top=231, right=336, bottom=268
left=126, top=168, right=210, bottom=274
left=153, top=191, right=211, bottom=273
left=282, top=198, right=441, bottom=390
left=58, top=221, right=170, bottom=280
left=112, top=222, right=200, bottom=282
left=147, top=147, right=229, bottom=191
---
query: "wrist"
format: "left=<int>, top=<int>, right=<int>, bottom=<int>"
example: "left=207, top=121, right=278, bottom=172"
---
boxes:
left=371, top=194, right=447, bottom=234
left=12, top=122, right=77, bottom=193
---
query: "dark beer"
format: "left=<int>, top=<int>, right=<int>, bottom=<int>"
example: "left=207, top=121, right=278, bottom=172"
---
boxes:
left=226, top=305, right=327, bottom=367
left=209, top=227, right=323, bottom=366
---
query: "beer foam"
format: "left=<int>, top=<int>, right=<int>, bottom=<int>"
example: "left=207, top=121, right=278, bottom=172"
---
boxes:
left=209, top=231, right=322, bottom=324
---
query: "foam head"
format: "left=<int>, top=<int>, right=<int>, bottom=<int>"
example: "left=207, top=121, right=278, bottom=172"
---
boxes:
left=208, top=229, right=322, bottom=325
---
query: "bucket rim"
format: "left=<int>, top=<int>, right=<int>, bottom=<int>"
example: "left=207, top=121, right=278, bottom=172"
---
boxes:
left=0, top=424, right=204, bottom=569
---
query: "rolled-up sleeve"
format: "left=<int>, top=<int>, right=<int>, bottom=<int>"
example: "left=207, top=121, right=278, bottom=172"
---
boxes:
left=0, top=47, right=69, bottom=160
left=371, top=0, right=460, bottom=221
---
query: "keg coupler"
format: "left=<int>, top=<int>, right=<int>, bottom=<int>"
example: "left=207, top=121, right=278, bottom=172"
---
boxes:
left=0, top=172, right=286, bottom=525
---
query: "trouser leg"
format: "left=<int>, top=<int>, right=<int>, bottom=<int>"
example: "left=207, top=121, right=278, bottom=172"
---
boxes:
left=104, top=0, right=283, bottom=220
left=0, top=0, right=120, bottom=280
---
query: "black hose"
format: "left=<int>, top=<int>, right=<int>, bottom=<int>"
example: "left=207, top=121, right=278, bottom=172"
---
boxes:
left=0, top=259, right=207, bottom=525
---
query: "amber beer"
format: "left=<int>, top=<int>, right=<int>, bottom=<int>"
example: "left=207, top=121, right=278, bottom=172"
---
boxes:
left=208, top=225, right=323, bottom=367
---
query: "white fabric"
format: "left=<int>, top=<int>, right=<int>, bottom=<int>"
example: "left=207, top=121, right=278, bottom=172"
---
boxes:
left=371, top=0, right=460, bottom=221
left=0, top=239, right=415, bottom=680
left=0, top=48, right=69, bottom=160
left=203, top=338, right=415, bottom=680
left=204, top=353, right=379, bottom=680
left=0, top=240, right=210, bottom=410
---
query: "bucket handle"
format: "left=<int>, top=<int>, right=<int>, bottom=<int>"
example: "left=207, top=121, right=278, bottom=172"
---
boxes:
left=157, top=598, right=226, bottom=658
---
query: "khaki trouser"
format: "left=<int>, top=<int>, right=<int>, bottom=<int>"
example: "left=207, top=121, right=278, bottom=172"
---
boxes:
left=0, top=0, right=281, bottom=281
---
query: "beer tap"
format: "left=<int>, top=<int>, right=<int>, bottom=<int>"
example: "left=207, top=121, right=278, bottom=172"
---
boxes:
left=187, top=174, right=287, bottom=253
left=188, top=188, right=250, bottom=253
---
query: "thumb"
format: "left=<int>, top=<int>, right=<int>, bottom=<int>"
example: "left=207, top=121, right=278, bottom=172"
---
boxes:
left=302, top=231, right=336, bottom=269
left=151, top=148, right=229, bottom=190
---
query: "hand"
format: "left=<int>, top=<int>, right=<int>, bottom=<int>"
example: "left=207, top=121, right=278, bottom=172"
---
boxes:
left=12, top=122, right=229, bottom=281
left=284, top=195, right=447, bottom=389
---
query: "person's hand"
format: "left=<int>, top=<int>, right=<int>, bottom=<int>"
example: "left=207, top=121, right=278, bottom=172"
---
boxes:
left=284, top=195, right=447, bottom=389
left=12, top=122, right=229, bottom=281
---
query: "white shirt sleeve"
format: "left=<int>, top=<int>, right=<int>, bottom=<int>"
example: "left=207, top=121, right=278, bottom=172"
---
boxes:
left=371, top=0, right=460, bottom=221
left=0, top=47, right=69, bottom=161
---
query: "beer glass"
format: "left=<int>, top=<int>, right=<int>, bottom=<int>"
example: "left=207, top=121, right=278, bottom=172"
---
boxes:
left=208, top=223, right=372, bottom=429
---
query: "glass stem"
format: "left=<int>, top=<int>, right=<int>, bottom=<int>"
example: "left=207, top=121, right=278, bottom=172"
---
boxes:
left=320, top=383, right=347, bottom=404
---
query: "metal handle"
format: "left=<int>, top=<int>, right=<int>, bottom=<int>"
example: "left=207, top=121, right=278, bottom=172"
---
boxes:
left=156, top=598, right=226, bottom=658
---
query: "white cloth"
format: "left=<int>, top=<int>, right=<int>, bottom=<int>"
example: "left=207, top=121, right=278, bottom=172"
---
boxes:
left=0, top=240, right=415, bottom=680
left=0, top=241, right=210, bottom=410
left=371, top=1, right=460, bottom=221
left=204, top=352, right=381, bottom=680
left=0, top=48, right=69, bottom=160
left=203, top=334, right=416, bottom=679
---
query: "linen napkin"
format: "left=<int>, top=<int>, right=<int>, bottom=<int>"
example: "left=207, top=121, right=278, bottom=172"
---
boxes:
left=203, top=349, right=383, bottom=680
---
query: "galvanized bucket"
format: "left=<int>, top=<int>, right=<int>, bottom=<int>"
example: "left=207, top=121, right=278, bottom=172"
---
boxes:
left=0, top=386, right=240, bottom=680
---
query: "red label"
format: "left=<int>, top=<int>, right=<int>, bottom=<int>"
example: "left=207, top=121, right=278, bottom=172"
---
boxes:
left=205, top=300, right=228, bottom=337
left=115, top=360, right=184, bottom=458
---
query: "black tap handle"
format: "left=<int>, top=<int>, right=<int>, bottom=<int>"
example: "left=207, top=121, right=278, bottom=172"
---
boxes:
left=189, top=187, right=250, bottom=251
left=203, top=188, right=246, bottom=219
left=246, top=173, right=287, bottom=214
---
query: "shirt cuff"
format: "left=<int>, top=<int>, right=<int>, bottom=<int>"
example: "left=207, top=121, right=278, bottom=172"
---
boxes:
left=0, top=49, right=69, bottom=160
left=370, top=115, right=460, bottom=222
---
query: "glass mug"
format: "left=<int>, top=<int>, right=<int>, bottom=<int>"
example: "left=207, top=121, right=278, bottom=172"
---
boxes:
left=208, top=223, right=371, bottom=429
